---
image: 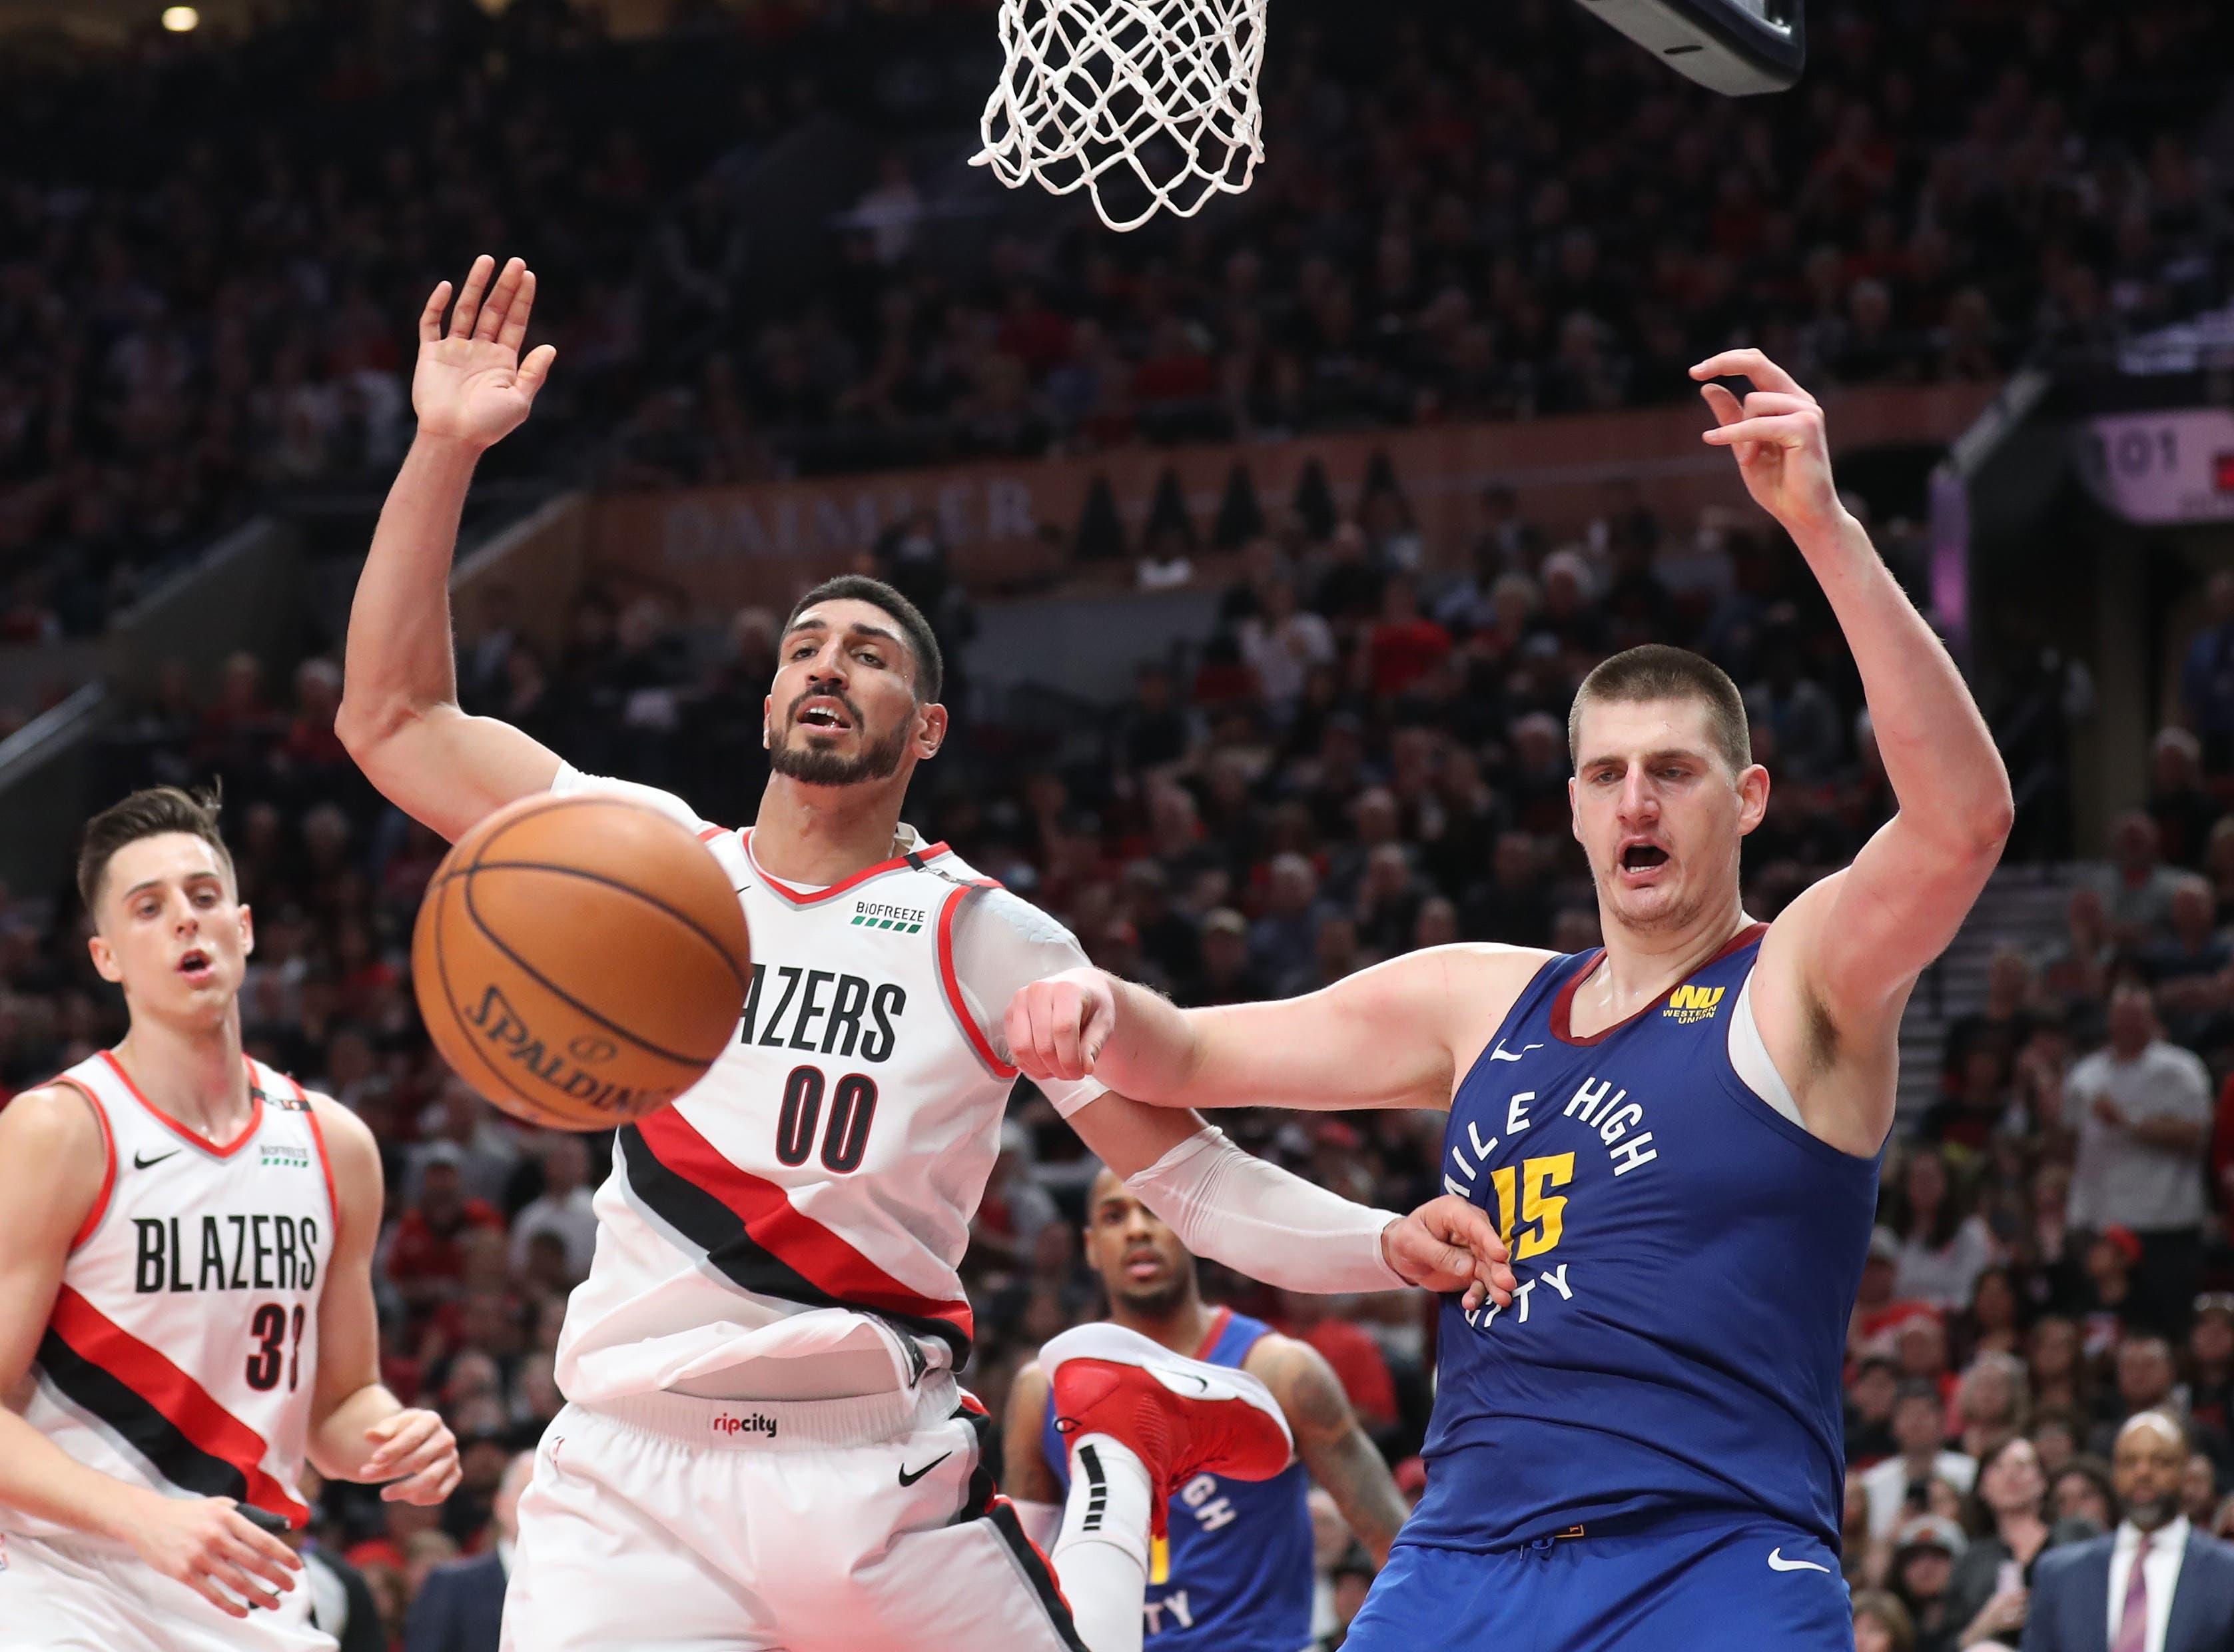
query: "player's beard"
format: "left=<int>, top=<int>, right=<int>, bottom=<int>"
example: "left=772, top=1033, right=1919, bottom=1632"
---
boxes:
left=769, top=713, right=912, bottom=787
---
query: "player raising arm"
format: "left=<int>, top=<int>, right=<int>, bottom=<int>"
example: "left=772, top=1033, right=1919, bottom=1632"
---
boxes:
left=0, top=789, right=457, bottom=1652
left=1008, top=352, right=2014, bottom=1652
left=1011, top=347, right=2010, bottom=1162
left=340, top=257, right=1505, bottom=1652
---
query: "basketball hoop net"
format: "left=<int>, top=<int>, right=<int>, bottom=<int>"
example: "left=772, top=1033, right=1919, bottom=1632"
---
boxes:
left=971, top=0, right=1268, bottom=232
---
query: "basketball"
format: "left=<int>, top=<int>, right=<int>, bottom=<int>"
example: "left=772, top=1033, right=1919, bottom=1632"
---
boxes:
left=411, top=793, right=751, bottom=1131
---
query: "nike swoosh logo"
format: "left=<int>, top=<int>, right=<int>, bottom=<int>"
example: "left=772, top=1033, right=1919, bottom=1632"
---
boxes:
left=1766, top=1548, right=1830, bottom=1574
left=133, top=1149, right=182, bottom=1170
left=1489, top=1042, right=1543, bottom=1062
left=897, top=1451, right=952, bottom=1487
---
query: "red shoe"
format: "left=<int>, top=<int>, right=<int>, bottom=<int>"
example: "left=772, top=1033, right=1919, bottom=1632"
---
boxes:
left=1040, top=1324, right=1294, bottom=1540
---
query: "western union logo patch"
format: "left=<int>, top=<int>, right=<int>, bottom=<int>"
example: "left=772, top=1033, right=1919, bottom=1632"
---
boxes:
left=1663, top=984, right=1725, bottom=1024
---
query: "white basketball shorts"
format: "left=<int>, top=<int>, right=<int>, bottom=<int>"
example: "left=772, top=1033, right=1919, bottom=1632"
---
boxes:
left=501, top=1376, right=1087, bottom=1652
left=0, top=1527, right=333, bottom=1652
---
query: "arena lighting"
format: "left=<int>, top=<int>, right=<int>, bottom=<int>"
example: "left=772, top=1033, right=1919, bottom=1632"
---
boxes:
left=160, top=5, right=200, bottom=30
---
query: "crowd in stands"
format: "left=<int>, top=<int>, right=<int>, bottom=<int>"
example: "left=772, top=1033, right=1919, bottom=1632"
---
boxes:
left=3, top=0, right=2232, bottom=651
left=3, top=476, right=2234, bottom=1645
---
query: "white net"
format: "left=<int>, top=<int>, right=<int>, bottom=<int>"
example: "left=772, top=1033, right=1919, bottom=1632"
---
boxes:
left=971, top=0, right=1268, bottom=232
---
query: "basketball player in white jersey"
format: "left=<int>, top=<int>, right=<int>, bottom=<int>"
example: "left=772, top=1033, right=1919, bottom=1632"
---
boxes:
left=339, top=254, right=1510, bottom=1652
left=0, top=787, right=462, bottom=1652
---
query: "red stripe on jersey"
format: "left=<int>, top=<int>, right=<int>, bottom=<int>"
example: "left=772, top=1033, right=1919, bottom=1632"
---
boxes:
left=51, top=1077, right=116, bottom=1251
left=936, top=884, right=1018, bottom=1080
left=1193, top=1306, right=1234, bottom=1362
left=740, top=829, right=954, bottom=906
left=294, top=1076, right=340, bottom=1225
left=633, top=1107, right=974, bottom=1344
left=47, top=1285, right=308, bottom=1524
left=697, top=825, right=729, bottom=842
left=99, top=1050, right=263, bottom=1158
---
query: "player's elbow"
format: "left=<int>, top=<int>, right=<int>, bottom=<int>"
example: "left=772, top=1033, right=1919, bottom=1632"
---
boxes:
left=1970, top=787, right=2016, bottom=860
left=334, top=688, right=415, bottom=763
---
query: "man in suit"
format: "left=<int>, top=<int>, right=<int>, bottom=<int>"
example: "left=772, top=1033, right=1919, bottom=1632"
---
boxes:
left=2024, top=1412, right=2234, bottom=1652
left=405, top=1451, right=534, bottom=1652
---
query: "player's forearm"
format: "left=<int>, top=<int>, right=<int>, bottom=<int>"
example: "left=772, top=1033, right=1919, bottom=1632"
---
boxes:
left=0, top=1406, right=165, bottom=1541
left=1317, top=1434, right=1408, bottom=1566
left=338, top=431, right=480, bottom=749
left=306, top=1381, right=406, bottom=1481
left=1091, top=975, right=1210, bottom=1105
left=1797, top=512, right=2012, bottom=855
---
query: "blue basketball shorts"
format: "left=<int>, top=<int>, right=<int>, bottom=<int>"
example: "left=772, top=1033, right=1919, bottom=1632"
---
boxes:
left=1341, top=1513, right=1853, bottom=1652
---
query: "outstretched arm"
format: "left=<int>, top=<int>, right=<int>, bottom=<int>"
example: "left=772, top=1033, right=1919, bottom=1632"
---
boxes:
left=305, top=1098, right=460, bottom=1505
left=1007, top=944, right=1551, bottom=1115
left=337, top=254, right=565, bottom=842
left=1066, top=1091, right=1513, bottom=1303
left=1691, top=350, right=2013, bottom=1155
left=1249, top=1336, right=1409, bottom=1565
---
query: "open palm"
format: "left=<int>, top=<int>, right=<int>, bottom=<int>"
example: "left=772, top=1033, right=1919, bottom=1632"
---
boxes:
left=413, top=254, right=557, bottom=450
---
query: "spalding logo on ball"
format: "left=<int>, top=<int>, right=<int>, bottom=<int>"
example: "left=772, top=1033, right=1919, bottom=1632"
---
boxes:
left=412, top=793, right=751, bottom=1130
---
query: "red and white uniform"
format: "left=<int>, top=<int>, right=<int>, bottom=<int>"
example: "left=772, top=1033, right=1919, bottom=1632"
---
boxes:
left=506, top=769, right=1106, bottom=1652
left=0, top=1050, right=338, bottom=1652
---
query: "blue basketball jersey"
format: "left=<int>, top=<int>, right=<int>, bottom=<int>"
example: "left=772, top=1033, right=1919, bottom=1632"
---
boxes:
left=1403, top=925, right=1880, bottom=1555
left=1044, top=1309, right=1314, bottom=1652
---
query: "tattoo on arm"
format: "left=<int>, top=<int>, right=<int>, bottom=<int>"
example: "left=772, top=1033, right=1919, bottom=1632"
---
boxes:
left=1275, top=1342, right=1409, bottom=1566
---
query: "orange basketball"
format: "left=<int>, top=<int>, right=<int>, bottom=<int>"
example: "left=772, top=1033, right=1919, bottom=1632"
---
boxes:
left=412, top=793, right=751, bottom=1131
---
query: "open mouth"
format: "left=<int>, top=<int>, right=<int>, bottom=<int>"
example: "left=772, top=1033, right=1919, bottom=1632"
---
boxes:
left=1124, top=1253, right=1162, bottom=1281
left=1619, top=843, right=1671, bottom=874
left=794, top=697, right=855, bottom=733
left=177, top=948, right=214, bottom=984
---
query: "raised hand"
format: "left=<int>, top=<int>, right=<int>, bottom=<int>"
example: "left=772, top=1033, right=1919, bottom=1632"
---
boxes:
left=1384, top=1194, right=1516, bottom=1306
left=413, top=254, right=558, bottom=451
left=1690, top=348, right=1846, bottom=542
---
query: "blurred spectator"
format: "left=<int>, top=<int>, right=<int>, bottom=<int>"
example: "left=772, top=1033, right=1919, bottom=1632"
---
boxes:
left=1886, top=1148, right=1998, bottom=1312
left=402, top=1450, right=532, bottom=1652
left=2089, top=815, right=2185, bottom=952
left=2063, top=983, right=2214, bottom=1332
left=1888, top=1513, right=1966, bottom=1652
left=1852, top=1587, right=1916, bottom=1652
left=1943, top=1435, right=2098, bottom=1652
left=2181, top=572, right=2234, bottom=772
left=1864, top=1382, right=1980, bottom=1543
left=508, top=1137, right=597, bottom=1286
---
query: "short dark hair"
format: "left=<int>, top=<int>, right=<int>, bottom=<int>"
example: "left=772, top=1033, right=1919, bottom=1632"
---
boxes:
left=782, top=576, right=943, bottom=703
left=1569, top=644, right=1750, bottom=775
left=77, top=785, right=233, bottom=915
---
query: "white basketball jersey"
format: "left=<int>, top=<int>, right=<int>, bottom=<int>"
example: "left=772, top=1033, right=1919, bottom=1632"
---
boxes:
left=556, top=827, right=1022, bottom=1403
left=8, top=1051, right=336, bottom=1539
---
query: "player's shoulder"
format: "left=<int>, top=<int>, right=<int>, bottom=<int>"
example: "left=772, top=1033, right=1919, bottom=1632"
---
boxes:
left=1360, top=941, right=1559, bottom=1011
left=0, top=1080, right=108, bottom=1158
left=1007, top=1347, right=1052, bottom=1412
left=1242, top=1332, right=1350, bottom=1432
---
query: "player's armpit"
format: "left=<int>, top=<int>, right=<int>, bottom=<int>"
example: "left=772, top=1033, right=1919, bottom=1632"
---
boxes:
left=1251, top=1337, right=1408, bottom=1566
left=1000, top=1358, right=1063, bottom=1507
left=1750, top=815, right=2001, bottom=1154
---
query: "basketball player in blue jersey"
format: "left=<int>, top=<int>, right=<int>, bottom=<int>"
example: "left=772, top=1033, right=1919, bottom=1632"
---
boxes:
left=1004, top=1169, right=1408, bottom=1652
left=1007, top=349, right=2016, bottom=1650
